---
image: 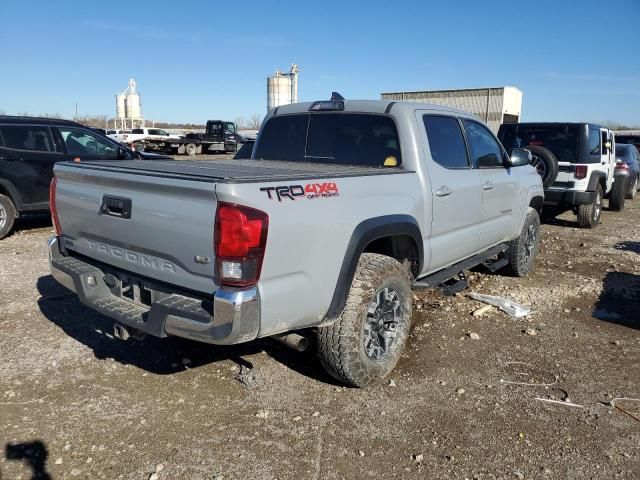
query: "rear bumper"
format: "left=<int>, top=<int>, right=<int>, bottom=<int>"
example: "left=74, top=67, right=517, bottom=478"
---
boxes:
left=47, top=236, right=260, bottom=345
left=543, top=189, right=596, bottom=206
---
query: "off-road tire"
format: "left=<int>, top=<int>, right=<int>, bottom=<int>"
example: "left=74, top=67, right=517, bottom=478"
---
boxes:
left=0, top=194, right=17, bottom=240
left=185, top=143, right=197, bottom=156
left=318, top=253, right=412, bottom=387
left=526, top=145, right=559, bottom=189
left=625, top=174, right=638, bottom=200
left=609, top=176, right=626, bottom=211
left=577, top=184, right=603, bottom=228
left=505, top=207, right=540, bottom=277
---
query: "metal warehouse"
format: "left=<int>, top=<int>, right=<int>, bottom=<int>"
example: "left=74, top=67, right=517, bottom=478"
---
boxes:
left=381, top=86, right=522, bottom=133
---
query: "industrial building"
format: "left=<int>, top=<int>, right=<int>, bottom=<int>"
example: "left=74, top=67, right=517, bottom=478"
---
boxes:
left=115, top=78, right=144, bottom=129
left=381, top=86, right=522, bottom=133
left=267, top=64, right=299, bottom=112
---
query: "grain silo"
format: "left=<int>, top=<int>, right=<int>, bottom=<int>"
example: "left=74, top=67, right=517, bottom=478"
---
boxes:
left=114, top=78, right=144, bottom=129
left=381, top=86, right=522, bottom=133
left=267, top=64, right=299, bottom=112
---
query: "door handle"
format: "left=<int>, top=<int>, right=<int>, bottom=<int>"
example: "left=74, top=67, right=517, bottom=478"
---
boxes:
left=483, top=181, right=495, bottom=190
left=435, top=186, right=453, bottom=197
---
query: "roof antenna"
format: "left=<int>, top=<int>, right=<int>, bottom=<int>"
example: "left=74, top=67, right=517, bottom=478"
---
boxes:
left=331, top=92, right=345, bottom=101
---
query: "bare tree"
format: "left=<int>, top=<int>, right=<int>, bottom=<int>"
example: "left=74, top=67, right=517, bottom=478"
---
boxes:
left=234, top=116, right=247, bottom=129
left=248, top=114, right=262, bottom=130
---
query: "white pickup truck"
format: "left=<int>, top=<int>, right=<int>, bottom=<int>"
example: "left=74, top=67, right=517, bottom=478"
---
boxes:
left=107, top=127, right=180, bottom=146
left=48, top=96, right=544, bottom=386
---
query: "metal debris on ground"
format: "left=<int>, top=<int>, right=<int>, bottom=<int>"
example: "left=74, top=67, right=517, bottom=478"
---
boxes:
left=468, top=292, right=533, bottom=318
left=608, top=397, right=640, bottom=423
left=534, top=398, right=585, bottom=408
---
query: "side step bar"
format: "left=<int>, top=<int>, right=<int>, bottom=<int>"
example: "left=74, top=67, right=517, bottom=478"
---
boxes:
left=412, top=243, right=509, bottom=295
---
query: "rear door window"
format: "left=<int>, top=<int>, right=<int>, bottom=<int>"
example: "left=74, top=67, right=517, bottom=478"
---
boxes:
left=463, top=120, right=505, bottom=168
left=255, top=113, right=401, bottom=167
left=0, top=125, right=55, bottom=152
left=423, top=115, right=469, bottom=169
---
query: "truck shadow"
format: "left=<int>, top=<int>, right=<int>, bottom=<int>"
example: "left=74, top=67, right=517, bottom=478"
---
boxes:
left=4, top=440, right=51, bottom=480
left=593, top=271, right=640, bottom=330
left=36, top=275, right=338, bottom=385
left=614, top=241, right=640, bottom=254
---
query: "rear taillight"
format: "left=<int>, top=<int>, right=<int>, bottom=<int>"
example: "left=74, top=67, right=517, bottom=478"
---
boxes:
left=615, top=161, right=629, bottom=171
left=215, top=203, right=268, bottom=287
left=574, top=165, right=588, bottom=180
left=49, top=177, right=62, bottom=236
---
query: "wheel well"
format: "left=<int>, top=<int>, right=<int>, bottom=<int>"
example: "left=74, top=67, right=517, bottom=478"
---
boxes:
left=529, top=196, right=543, bottom=215
left=363, top=235, right=420, bottom=278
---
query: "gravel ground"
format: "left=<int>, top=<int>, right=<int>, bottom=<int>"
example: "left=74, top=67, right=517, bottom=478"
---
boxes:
left=0, top=200, right=639, bottom=479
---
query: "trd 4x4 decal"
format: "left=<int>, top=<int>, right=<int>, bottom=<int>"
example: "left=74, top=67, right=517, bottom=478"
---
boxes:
left=260, top=183, right=339, bottom=202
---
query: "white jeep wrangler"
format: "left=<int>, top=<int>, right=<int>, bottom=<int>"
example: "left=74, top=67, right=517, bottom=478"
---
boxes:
left=498, top=122, right=626, bottom=228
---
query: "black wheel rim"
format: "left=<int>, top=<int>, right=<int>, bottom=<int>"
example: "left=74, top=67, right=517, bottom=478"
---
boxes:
left=0, top=203, right=6, bottom=229
left=523, top=222, right=536, bottom=265
left=363, top=287, right=402, bottom=360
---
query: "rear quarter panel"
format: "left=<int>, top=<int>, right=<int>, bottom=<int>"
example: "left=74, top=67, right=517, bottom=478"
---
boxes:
left=215, top=172, right=425, bottom=337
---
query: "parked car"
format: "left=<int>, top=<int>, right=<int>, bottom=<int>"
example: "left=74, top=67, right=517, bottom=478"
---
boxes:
left=615, top=133, right=640, bottom=153
left=90, top=127, right=107, bottom=136
left=108, top=127, right=180, bottom=145
left=498, top=122, right=625, bottom=228
left=615, top=143, right=640, bottom=199
left=48, top=97, right=543, bottom=386
left=0, top=116, right=171, bottom=239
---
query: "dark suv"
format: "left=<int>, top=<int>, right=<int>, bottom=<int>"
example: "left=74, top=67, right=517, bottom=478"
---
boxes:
left=0, top=116, right=169, bottom=239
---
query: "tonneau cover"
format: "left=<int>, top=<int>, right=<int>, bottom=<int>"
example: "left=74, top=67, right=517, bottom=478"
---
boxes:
left=64, top=159, right=411, bottom=183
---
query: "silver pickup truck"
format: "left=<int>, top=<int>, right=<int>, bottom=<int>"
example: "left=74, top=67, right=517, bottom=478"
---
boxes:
left=48, top=97, right=544, bottom=386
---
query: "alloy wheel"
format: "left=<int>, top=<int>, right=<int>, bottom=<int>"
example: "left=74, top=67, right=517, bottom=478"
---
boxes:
left=363, top=287, right=402, bottom=360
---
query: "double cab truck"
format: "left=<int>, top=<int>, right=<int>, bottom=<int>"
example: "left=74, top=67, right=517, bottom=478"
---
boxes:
left=141, top=120, right=243, bottom=156
left=48, top=97, right=544, bottom=386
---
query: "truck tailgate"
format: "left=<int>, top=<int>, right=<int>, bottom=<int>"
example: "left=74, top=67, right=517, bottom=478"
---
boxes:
left=54, top=162, right=218, bottom=294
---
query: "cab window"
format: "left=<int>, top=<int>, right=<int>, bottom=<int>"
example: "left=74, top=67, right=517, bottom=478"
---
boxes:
left=463, top=120, right=505, bottom=168
left=589, top=129, right=601, bottom=156
left=58, top=127, right=118, bottom=158
left=0, top=125, right=56, bottom=152
left=226, top=123, right=236, bottom=134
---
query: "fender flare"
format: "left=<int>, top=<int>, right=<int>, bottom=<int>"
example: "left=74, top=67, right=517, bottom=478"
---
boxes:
left=324, top=215, right=423, bottom=321
left=587, top=170, right=606, bottom=192
left=0, top=179, right=23, bottom=211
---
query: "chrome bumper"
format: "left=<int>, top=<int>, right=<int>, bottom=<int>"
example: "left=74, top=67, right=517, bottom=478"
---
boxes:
left=48, top=236, right=260, bottom=345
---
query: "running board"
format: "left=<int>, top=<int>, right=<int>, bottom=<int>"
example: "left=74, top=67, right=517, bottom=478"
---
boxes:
left=412, top=243, right=509, bottom=294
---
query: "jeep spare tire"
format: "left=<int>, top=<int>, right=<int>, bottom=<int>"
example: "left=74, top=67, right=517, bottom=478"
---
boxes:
left=526, top=145, right=559, bottom=189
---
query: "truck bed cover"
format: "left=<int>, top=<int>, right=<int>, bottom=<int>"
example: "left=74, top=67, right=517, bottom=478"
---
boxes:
left=61, top=159, right=412, bottom=183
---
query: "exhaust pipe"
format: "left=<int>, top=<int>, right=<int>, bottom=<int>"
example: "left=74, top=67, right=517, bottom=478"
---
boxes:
left=272, top=333, right=309, bottom=352
left=113, top=323, right=146, bottom=341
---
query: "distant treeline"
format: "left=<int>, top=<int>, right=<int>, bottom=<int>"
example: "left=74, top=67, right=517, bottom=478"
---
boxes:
left=0, top=111, right=263, bottom=130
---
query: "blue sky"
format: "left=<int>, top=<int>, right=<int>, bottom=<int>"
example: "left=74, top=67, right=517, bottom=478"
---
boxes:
left=1, top=0, right=639, bottom=125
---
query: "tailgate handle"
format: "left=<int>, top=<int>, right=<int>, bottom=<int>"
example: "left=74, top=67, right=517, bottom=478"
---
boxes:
left=100, top=195, right=132, bottom=219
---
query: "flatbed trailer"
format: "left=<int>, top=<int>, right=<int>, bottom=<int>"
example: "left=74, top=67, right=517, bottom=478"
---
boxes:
left=140, top=119, right=243, bottom=156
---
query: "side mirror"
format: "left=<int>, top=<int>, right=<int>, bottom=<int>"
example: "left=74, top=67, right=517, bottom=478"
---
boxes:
left=509, top=148, right=532, bottom=167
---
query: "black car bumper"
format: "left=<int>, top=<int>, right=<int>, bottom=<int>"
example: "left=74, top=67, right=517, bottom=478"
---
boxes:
left=543, top=189, right=596, bottom=206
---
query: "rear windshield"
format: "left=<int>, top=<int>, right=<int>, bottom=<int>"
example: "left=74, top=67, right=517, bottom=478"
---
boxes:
left=255, top=113, right=401, bottom=167
left=499, top=125, right=578, bottom=163
left=132, top=129, right=144, bottom=134
left=616, top=145, right=632, bottom=157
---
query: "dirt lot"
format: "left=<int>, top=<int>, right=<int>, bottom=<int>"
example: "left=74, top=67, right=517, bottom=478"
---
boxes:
left=1, top=200, right=639, bottom=479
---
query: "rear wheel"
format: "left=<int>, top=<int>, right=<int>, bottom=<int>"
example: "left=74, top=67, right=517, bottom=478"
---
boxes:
left=577, top=184, right=603, bottom=228
left=626, top=175, right=638, bottom=200
left=318, top=253, right=412, bottom=387
left=505, top=207, right=540, bottom=277
left=0, top=194, right=17, bottom=240
left=185, top=143, right=197, bottom=156
left=609, top=176, right=627, bottom=211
